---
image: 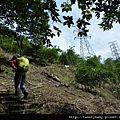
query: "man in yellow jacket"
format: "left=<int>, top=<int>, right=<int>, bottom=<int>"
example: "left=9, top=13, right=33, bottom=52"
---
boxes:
left=10, top=56, right=29, bottom=101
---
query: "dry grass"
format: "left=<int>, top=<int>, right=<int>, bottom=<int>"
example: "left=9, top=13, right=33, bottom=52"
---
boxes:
left=0, top=51, right=120, bottom=114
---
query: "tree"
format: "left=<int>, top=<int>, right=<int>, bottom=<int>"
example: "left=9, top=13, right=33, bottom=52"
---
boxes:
left=104, top=58, right=115, bottom=71
left=36, top=46, right=60, bottom=64
left=75, top=56, right=118, bottom=91
left=0, top=0, right=119, bottom=55
left=86, top=55, right=102, bottom=68
left=59, top=47, right=81, bottom=66
left=59, top=52, right=68, bottom=65
left=61, top=0, right=120, bottom=36
left=0, top=0, right=61, bottom=55
left=67, top=47, right=81, bottom=66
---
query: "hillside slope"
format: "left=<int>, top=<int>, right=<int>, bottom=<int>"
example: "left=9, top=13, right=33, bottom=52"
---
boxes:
left=0, top=50, right=120, bottom=116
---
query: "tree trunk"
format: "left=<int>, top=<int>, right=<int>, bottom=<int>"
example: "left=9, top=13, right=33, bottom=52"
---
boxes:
left=16, top=36, right=23, bottom=56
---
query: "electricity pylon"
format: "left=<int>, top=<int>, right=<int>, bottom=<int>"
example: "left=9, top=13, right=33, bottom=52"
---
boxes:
left=109, top=40, right=120, bottom=60
left=74, top=36, right=95, bottom=59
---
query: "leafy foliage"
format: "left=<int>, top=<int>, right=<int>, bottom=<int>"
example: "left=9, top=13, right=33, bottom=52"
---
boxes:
left=75, top=56, right=119, bottom=90
left=0, top=35, right=19, bottom=53
left=24, top=44, right=61, bottom=65
left=59, top=52, right=68, bottom=65
left=0, top=0, right=61, bottom=55
left=61, top=0, right=120, bottom=36
left=0, top=0, right=120, bottom=56
left=114, top=85, right=120, bottom=99
left=59, top=47, right=81, bottom=66
left=38, top=46, right=61, bottom=65
left=1, top=31, right=120, bottom=99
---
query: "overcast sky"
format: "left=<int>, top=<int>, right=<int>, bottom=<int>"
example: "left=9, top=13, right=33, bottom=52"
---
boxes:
left=50, top=1, right=120, bottom=61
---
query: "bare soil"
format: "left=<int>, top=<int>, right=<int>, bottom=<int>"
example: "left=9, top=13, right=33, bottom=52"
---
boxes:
left=0, top=50, right=120, bottom=116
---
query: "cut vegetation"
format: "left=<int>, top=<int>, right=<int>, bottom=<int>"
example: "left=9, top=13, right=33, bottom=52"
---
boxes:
left=0, top=50, right=120, bottom=115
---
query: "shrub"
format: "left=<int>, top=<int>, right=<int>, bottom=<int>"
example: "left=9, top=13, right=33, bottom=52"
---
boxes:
left=75, top=57, right=118, bottom=90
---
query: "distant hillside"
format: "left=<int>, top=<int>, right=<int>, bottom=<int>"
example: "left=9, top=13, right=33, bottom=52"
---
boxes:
left=0, top=49, right=120, bottom=119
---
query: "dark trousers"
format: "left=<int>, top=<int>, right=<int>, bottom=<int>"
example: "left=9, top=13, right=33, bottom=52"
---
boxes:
left=14, top=71, right=28, bottom=98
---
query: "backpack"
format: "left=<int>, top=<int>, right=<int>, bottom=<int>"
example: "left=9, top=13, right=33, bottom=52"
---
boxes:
left=17, top=57, right=30, bottom=72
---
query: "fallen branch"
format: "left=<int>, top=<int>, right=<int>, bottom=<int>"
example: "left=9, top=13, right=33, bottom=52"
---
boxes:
left=27, top=80, right=42, bottom=86
left=30, top=85, right=43, bottom=90
left=43, top=71, right=61, bottom=83
left=43, top=71, right=70, bottom=89
left=27, top=80, right=34, bottom=86
left=61, top=83, right=70, bottom=88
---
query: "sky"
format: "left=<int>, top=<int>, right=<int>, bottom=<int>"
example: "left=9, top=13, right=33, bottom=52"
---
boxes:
left=50, top=0, right=120, bottom=61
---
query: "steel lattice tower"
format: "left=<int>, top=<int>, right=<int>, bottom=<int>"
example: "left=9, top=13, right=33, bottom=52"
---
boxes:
left=109, top=41, right=120, bottom=60
left=75, top=36, right=95, bottom=58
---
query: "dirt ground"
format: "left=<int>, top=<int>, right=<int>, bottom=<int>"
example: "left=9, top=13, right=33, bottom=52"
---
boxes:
left=0, top=51, right=120, bottom=116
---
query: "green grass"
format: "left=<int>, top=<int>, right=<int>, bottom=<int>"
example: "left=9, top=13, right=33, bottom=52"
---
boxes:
left=0, top=50, right=120, bottom=114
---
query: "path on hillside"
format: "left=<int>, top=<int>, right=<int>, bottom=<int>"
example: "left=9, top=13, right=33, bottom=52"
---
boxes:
left=0, top=61, right=120, bottom=115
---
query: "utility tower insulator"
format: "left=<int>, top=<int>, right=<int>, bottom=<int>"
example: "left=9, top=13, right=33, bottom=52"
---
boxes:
left=109, top=41, right=120, bottom=60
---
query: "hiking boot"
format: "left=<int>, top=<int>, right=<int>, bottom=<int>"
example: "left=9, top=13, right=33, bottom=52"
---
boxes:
left=23, top=92, right=29, bottom=99
left=15, top=96, right=21, bottom=101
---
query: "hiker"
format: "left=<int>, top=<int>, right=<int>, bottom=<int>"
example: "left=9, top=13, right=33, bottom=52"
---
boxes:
left=10, top=55, right=30, bottom=100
